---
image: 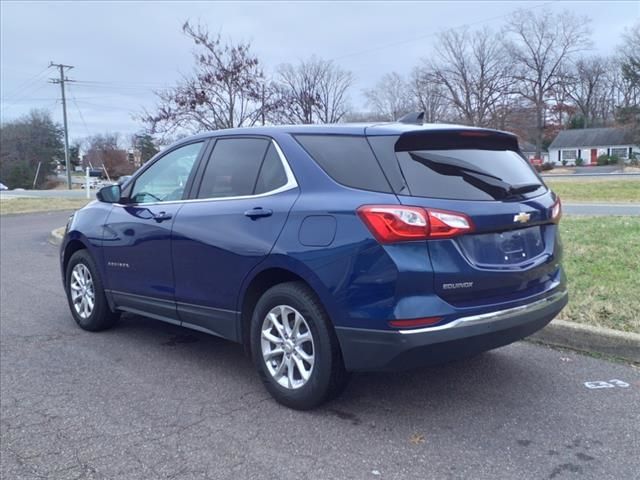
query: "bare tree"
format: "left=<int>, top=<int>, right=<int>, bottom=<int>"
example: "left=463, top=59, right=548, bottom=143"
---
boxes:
left=315, top=62, right=353, bottom=123
left=410, top=66, right=448, bottom=123
left=592, top=62, right=617, bottom=126
left=84, top=133, right=133, bottom=178
left=619, top=21, right=640, bottom=94
left=342, top=111, right=391, bottom=122
left=142, top=21, right=275, bottom=139
left=364, top=72, right=415, bottom=121
left=503, top=9, right=591, bottom=156
left=276, top=57, right=353, bottom=124
left=564, top=56, right=608, bottom=127
left=613, top=23, right=640, bottom=143
left=427, top=27, right=512, bottom=127
left=276, top=60, right=322, bottom=124
left=548, top=67, right=575, bottom=127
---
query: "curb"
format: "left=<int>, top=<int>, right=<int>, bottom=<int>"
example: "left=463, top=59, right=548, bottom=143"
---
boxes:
left=49, top=227, right=65, bottom=246
left=529, top=319, right=640, bottom=363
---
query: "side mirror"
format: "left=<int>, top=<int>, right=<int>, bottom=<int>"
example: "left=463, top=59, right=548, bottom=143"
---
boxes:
left=96, top=184, right=121, bottom=203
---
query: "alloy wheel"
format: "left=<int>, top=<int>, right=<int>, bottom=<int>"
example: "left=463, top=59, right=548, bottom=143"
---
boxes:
left=260, top=305, right=315, bottom=389
left=70, top=263, right=95, bottom=320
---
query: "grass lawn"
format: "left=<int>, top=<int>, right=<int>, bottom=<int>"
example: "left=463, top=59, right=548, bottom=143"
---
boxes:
left=0, top=198, right=91, bottom=215
left=559, top=216, right=639, bottom=333
left=545, top=178, right=640, bottom=203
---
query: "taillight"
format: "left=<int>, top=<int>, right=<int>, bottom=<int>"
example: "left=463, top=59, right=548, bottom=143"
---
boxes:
left=551, top=197, right=562, bottom=223
left=356, top=206, right=428, bottom=243
left=427, top=209, right=474, bottom=239
left=357, top=205, right=474, bottom=243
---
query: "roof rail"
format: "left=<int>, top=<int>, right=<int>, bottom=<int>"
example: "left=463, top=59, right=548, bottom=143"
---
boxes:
left=396, top=111, right=424, bottom=125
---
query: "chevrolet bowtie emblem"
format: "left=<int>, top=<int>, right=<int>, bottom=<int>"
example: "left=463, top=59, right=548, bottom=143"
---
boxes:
left=513, top=212, right=531, bottom=224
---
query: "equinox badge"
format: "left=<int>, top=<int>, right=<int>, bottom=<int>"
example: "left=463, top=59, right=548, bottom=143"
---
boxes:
left=513, top=212, right=531, bottom=224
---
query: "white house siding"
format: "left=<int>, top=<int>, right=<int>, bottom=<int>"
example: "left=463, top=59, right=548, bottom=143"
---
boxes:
left=548, top=145, right=638, bottom=166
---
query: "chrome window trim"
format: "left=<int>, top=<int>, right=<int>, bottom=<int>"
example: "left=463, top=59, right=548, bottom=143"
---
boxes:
left=115, top=139, right=298, bottom=208
left=398, top=288, right=567, bottom=335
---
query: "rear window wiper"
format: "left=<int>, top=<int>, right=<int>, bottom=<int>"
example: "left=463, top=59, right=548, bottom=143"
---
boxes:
left=408, top=152, right=541, bottom=200
left=508, top=183, right=541, bottom=195
left=409, top=152, right=504, bottom=182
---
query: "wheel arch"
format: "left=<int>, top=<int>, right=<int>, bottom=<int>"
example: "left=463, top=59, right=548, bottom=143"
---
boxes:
left=62, top=237, right=90, bottom=275
left=61, top=231, right=109, bottom=293
left=237, top=257, right=341, bottom=352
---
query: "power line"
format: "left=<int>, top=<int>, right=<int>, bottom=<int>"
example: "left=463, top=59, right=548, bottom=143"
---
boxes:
left=1, top=83, right=51, bottom=110
left=1, top=66, right=50, bottom=102
left=72, top=82, right=168, bottom=92
left=73, top=80, right=168, bottom=87
left=69, top=90, right=92, bottom=137
left=3, top=95, right=126, bottom=102
left=330, top=1, right=554, bottom=62
left=74, top=99, right=141, bottom=113
left=44, top=98, right=60, bottom=111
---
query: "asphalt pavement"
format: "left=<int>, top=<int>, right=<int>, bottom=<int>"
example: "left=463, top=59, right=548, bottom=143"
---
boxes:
left=1, top=211, right=639, bottom=480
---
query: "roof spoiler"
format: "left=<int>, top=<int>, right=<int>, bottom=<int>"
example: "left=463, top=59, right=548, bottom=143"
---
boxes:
left=395, top=128, right=519, bottom=152
left=397, top=111, right=425, bottom=125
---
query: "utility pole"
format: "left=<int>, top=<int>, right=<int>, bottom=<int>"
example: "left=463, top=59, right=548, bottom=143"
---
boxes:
left=49, top=62, right=74, bottom=190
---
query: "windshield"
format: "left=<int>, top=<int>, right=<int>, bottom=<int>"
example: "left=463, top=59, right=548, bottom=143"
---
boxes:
left=395, top=149, right=545, bottom=201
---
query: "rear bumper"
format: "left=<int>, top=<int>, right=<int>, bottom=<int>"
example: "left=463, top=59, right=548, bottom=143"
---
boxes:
left=335, top=289, right=568, bottom=371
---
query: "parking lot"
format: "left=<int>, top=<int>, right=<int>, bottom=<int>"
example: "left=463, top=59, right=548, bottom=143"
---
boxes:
left=1, top=211, right=639, bottom=480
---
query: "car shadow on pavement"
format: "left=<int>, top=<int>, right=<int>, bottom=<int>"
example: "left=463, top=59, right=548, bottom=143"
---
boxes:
left=112, top=313, right=557, bottom=417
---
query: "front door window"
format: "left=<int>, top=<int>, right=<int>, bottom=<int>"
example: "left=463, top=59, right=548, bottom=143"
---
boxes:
left=130, top=142, right=203, bottom=204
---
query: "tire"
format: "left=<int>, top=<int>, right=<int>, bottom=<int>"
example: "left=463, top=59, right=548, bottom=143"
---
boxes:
left=65, top=250, right=119, bottom=331
left=250, top=281, right=349, bottom=410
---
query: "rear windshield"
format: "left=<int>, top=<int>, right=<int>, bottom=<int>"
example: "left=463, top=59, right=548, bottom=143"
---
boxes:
left=369, top=135, right=545, bottom=201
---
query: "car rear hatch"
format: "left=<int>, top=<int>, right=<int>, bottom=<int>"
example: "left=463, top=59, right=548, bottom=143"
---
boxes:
left=367, top=127, right=562, bottom=306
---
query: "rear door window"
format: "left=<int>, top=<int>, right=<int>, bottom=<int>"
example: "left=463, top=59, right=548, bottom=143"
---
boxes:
left=294, top=135, right=392, bottom=193
left=254, top=144, right=288, bottom=194
left=197, top=138, right=269, bottom=199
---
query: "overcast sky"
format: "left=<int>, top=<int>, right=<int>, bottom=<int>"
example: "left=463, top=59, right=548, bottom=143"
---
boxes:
left=1, top=0, right=638, bottom=143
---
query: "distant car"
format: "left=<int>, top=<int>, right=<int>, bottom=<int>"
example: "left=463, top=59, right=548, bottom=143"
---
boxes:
left=117, top=175, right=132, bottom=187
left=60, top=118, right=567, bottom=409
left=0, top=182, right=8, bottom=191
left=80, top=181, right=98, bottom=189
left=81, top=180, right=113, bottom=190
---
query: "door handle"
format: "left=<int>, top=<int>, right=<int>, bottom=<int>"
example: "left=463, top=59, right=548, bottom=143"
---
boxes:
left=244, top=207, right=273, bottom=219
left=152, top=211, right=173, bottom=222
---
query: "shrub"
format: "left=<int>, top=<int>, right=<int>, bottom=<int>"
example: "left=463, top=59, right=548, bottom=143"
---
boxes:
left=561, top=159, right=568, bottom=166
left=5, top=163, right=33, bottom=189
left=541, top=162, right=554, bottom=171
left=575, top=157, right=584, bottom=166
left=597, top=154, right=609, bottom=166
left=42, top=176, right=61, bottom=190
left=608, top=155, right=621, bottom=166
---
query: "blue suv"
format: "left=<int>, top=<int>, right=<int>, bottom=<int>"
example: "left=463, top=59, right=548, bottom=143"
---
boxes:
left=61, top=118, right=567, bottom=409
